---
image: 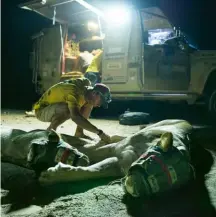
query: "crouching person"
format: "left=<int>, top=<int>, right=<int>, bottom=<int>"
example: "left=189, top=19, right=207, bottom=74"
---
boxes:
left=33, top=77, right=112, bottom=143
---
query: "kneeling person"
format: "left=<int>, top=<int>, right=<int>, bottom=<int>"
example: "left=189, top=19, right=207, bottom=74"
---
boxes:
left=33, top=77, right=111, bottom=143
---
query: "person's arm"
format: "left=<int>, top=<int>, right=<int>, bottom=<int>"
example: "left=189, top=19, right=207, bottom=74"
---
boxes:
left=70, top=106, right=111, bottom=143
left=74, top=103, right=93, bottom=137
left=66, top=93, right=111, bottom=143
left=70, top=106, right=99, bottom=134
left=66, top=92, right=97, bottom=133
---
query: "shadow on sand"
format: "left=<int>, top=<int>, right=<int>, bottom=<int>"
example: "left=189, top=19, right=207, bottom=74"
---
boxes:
left=1, top=165, right=116, bottom=214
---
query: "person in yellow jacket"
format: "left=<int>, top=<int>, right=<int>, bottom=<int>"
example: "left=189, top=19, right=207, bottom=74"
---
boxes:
left=85, top=49, right=103, bottom=86
left=33, top=77, right=112, bottom=143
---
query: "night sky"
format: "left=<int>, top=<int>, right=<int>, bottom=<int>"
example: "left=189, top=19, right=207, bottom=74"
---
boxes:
left=1, top=0, right=216, bottom=110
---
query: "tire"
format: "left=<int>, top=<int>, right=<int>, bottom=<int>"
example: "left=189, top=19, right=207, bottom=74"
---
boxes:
left=119, top=112, right=150, bottom=125
left=208, top=90, right=216, bottom=122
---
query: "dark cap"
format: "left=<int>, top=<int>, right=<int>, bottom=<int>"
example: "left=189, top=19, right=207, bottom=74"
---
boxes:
left=93, top=83, right=112, bottom=109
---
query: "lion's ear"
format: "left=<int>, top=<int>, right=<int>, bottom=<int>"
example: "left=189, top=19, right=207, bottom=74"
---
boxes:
left=158, top=132, right=173, bottom=152
left=48, top=129, right=61, bottom=143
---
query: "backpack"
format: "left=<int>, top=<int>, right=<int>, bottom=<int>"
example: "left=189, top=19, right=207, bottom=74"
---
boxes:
left=124, top=132, right=195, bottom=197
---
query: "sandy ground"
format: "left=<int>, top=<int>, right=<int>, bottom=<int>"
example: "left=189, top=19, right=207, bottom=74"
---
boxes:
left=0, top=109, right=140, bottom=138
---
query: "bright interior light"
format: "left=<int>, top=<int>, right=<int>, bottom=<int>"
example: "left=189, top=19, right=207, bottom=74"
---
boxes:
left=87, top=21, right=99, bottom=31
left=104, top=8, right=130, bottom=25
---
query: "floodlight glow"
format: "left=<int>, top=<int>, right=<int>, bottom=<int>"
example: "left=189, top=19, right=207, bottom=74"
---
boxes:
left=104, top=8, right=130, bottom=25
left=41, top=0, right=46, bottom=5
left=87, top=21, right=99, bottom=31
